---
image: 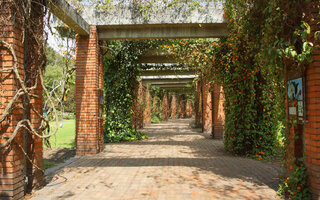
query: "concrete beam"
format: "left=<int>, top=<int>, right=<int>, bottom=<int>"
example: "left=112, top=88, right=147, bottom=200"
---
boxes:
left=141, top=75, right=196, bottom=80
left=47, top=0, right=90, bottom=35
left=138, top=55, right=177, bottom=64
left=143, top=80, right=193, bottom=85
left=141, top=69, right=196, bottom=76
left=98, top=23, right=227, bottom=40
left=163, top=88, right=194, bottom=94
left=157, top=84, right=192, bottom=88
left=82, top=3, right=226, bottom=26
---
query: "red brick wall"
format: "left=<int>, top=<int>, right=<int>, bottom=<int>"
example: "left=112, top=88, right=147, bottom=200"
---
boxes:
left=305, top=5, right=320, bottom=198
left=202, top=78, right=212, bottom=134
left=213, top=84, right=225, bottom=139
left=161, top=94, right=168, bottom=121
left=170, top=93, right=177, bottom=119
left=75, top=26, right=103, bottom=155
left=0, top=1, right=26, bottom=199
left=143, top=84, right=151, bottom=125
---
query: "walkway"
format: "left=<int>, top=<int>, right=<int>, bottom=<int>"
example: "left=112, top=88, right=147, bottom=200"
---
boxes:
left=31, top=119, right=281, bottom=200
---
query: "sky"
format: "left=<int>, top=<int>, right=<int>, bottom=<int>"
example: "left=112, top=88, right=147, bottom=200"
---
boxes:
left=46, top=15, right=75, bottom=56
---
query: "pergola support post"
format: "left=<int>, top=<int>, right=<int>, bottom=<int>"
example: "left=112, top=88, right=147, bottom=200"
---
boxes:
left=170, top=93, right=177, bottom=119
left=212, top=84, right=225, bottom=139
left=186, top=99, right=193, bottom=118
left=178, top=94, right=186, bottom=118
left=303, top=8, right=320, bottom=198
left=143, top=84, right=151, bottom=125
left=161, top=93, right=168, bottom=121
left=75, top=26, right=104, bottom=155
left=195, top=81, right=202, bottom=126
left=202, top=77, right=213, bottom=134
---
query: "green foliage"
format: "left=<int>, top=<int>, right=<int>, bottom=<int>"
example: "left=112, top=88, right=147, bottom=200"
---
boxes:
left=44, top=45, right=76, bottom=113
left=278, top=159, right=312, bottom=199
left=103, top=40, right=151, bottom=143
left=43, top=160, right=58, bottom=170
left=44, top=46, right=64, bottom=86
left=164, top=38, right=281, bottom=158
left=149, top=85, right=164, bottom=122
left=161, top=1, right=317, bottom=160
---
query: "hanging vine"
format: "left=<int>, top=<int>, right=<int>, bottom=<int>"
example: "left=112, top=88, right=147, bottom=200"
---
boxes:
left=0, top=0, right=77, bottom=184
left=103, top=40, right=152, bottom=142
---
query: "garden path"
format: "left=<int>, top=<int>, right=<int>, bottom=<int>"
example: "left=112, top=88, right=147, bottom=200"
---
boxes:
left=31, top=118, right=281, bottom=200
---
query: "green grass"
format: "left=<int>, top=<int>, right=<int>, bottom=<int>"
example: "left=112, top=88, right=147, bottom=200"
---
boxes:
left=44, top=120, right=76, bottom=149
left=43, top=160, right=58, bottom=169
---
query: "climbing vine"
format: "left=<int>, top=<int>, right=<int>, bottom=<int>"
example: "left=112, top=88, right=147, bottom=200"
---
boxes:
left=162, top=0, right=318, bottom=198
left=103, top=40, right=155, bottom=142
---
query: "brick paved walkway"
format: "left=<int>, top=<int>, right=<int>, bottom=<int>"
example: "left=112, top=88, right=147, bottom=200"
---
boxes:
left=31, top=118, right=281, bottom=200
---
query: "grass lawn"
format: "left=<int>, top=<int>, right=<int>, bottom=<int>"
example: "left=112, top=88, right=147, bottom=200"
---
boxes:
left=44, top=120, right=76, bottom=149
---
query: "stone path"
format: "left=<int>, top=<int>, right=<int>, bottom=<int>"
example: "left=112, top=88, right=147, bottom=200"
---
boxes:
left=31, top=118, right=281, bottom=200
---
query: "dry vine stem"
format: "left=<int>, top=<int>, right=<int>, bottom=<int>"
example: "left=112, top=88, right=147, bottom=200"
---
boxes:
left=0, top=0, right=74, bottom=151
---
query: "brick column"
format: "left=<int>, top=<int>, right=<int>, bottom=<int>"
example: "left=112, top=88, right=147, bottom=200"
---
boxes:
left=195, top=81, right=202, bottom=126
left=75, top=26, right=103, bottom=155
left=152, top=96, right=159, bottom=114
left=202, top=78, right=213, bottom=134
left=131, top=94, right=137, bottom=129
left=25, top=0, right=44, bottom=192
left=178, top=95, right=186, bottom=118
left=186, top=99, right=193, bottom=118
left=136, top=80, right=144, bottom=128
left=161, top=93, right=168, bottom=121
left=0, top=2, right=25, bottom=199
left=170, top=93, right=177, bottom=119
left=305, top=6, right=320, bottom=198
left=97, top=42, right=104, bottom=152
left=143, top=84, right=151, bottom=125
left=212, top=84, right=225, bottom=139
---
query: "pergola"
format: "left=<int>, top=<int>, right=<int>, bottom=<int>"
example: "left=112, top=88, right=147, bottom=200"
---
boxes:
left=0, top=1, right=228, bottom=198
left=3, top=0, right=320, bottom=199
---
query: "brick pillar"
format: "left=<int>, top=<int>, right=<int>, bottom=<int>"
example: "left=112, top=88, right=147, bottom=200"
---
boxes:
left=136, top=80, right=144, bottom=128
left=161, top=93, right=168, bottom=121
left=152, top=96, right=159, bottom=114
left=131, top=94, right=137, bottom=129
left=186, top=99, right=193, bottom=118
left=179, top=95, right=186, bottom=118
left=195, top=81, right=202, bottom=126
left=212, top=84, right=225, bottom=139
left=143, top=84, right=151, bottom=125
left=75, top=26, right=103, bottom=155
left=202, top=78, right=212, bottom=134
left=97, top=42, right=104, bottom=152
left=305, top=7, right=320, bottom=198
left=0, top=1, right=26, bottom=199
left=170, top=93, right=177, bottom=119
left=25, top=0, right=44, bottom=192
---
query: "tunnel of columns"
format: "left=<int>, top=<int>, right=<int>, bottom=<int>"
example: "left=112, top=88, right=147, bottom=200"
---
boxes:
left=131, top=56, right=225, bottom=139
left=0, top=0, right=320, bottom=199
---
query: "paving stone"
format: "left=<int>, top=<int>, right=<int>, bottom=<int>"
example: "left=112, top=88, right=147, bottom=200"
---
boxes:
left=31, top=118, right=281, bottom=200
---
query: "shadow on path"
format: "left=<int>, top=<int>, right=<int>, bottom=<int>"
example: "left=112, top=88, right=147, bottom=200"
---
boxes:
left=32, top=118, right=281, bottom=200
